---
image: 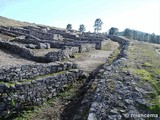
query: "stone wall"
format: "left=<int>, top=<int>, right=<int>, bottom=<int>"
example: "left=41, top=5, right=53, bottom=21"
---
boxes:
left=73, top=37, right=109, bottom=50
left=29, top=30, right=53, bottom=40
left=48, top=29, right=77, bottom=39
left=108, top=35, right=129, bottom=45
left=0, top=40, right=34, bottom=60
left=0, top=26, right=40, bottom=40
left=53, top=34, right=63, bottom=41
left=87, top=36, right=129, bottom=120
left=0, top=40, right=79, bottom=63
left=0, top=62, right=77, bottom=82
left=0, top=40, right=50, bottom=62
left=79, top=43, right=95, bottom=53
left=107, top=35, right=129, bottom=59
left=12, top=38, right=64, bottom=49
left=45, top=46, right=79, bottom=62
left=95, top=39, right=109, bottom=50
left=0, top=69, right=83, bottom=118
left=12, top=38, right=96, bottom=54
left=0, top=26, right=53, bottom=40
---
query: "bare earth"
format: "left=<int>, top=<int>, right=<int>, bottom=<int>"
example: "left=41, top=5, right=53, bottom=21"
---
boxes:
left=0, top=49, right=35, bottom=67
left=74, top=50, right=113, bottom=72
left=72, top=41, right=119, bottom=72
left=32, top=48, right=60, bottom=56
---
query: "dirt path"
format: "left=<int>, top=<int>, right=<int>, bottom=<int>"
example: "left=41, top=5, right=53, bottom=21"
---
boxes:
left=71, top=40, right=119, bottom=72
left=74, top=50, right=113, bottom=72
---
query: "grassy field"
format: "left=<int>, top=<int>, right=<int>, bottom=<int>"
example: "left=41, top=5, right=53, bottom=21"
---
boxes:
left=124, top=41, right=160, bottom=114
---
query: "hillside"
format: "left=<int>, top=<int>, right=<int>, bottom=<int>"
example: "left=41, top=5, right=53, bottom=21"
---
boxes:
left=0, top=16, right=37, bottom=27
left=0, top=16, right=160, bottom=120
left=0, top=16, right=65, bottom=30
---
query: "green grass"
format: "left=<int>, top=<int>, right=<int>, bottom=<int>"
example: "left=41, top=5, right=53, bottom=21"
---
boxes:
left=142, top=62, right=152, bottom=67
left=107, top=49, right=120, bottom=64
left=74, top=53, right=82, bottom=58
left=124, top=41, right=160, bottom=114
left=131, top=68, right=160, bottom=114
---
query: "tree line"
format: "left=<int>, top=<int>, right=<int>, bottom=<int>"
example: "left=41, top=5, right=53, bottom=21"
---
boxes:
left=66, top=18, right=160, bottom=44
left=66, top=18, right=103, bottom=33
left=119, top=28, right=160, bottom=44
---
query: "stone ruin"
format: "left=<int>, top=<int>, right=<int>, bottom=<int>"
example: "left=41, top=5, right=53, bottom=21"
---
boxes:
left=0, top=25, right=109, bottom=63
left=1, top=24, right=157, bottom=120
left=0, top=25, right=111, bottom=118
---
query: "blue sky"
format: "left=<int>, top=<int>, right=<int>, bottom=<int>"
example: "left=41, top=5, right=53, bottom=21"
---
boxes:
left=0, top=0, right=160, bottom=34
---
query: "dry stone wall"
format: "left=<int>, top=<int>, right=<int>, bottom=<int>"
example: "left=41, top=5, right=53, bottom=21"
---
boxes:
left=45, top=46, right=79, bottom=62
left=73, top=36, right=130, bottom=120
left=0, top=69, right=83, bottom=118
left=0, top=62, right=77, bottom=82
left=108, top=35, right=129, bottom=44
left=87, top=36, right=130, bottom=120
left=48, top=29, right=77, bottom=39
left=0, top=40, right=80, bottom=63
left=0, top=40, right=34, bottom=60
left=0, top=26, right=54, bottom=40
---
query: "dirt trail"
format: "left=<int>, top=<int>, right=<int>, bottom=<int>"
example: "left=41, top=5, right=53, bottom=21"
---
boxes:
left=71, top=40, right=119, bottom=72
left=74, top=50, right=113, bottom=72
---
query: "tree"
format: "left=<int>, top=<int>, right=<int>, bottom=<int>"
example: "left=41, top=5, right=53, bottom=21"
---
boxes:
left=66, top=24, right=72, bottom=31
left=150, top=33, right=157, bottom=43
left=132, top=30, right=139, bottom=40
left=123, top=28, right=133, bottom=39
left=144, top=33, right=150, bottom=42
left=156, top=35, right=160, bottom=44
left=94, top=18, right=103, bottom=33
left=79, top=24, right=86, bottom=33
left=108, top=27, right=118, bottom=35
